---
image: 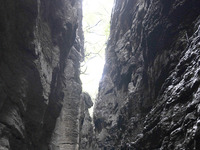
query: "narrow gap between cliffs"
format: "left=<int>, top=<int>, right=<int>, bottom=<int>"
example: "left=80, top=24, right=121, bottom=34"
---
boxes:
left=80, top=0, right=114, bottom=115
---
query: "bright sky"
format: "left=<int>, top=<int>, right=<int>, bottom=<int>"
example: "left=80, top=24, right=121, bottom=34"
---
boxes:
left=81, top=0, right=114, bottom=110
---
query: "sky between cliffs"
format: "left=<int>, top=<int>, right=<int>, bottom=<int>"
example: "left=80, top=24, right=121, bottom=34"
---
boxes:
left=81, top=0, right=114, bottom=102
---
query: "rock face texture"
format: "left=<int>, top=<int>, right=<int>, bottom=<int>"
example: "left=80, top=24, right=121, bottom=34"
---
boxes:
left=93, top=0, right=200, bottom=149
left=0, top=0, right=85, bottom=150
left=1, top=0, right=200, bottom=150
left=79, top=92, right=93, bottom=150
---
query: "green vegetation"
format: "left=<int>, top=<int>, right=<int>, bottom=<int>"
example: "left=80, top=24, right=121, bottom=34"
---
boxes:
left=81, top=0, right=114, bottom=102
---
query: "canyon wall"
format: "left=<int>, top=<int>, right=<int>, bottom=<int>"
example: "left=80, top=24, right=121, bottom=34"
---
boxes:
left=93, top=0, right=200, bottom=149
left=1, top=0, right=200, bottom=150
left=0, top=0, right=86, bottom=149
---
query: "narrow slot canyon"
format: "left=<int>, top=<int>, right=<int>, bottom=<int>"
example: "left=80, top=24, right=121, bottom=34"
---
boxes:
left=80, top=0, right=114, bottom=115
left=0, top=0, right=200, bottom=150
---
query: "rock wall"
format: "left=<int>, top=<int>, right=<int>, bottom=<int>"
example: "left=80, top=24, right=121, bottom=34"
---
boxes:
left=1, top=0, right=200, bottom=150
left=93, top=0, right=200, bottom=149
left=79, top=92, right=93, bottom=150
left=0, top=0, right=85, bottom=149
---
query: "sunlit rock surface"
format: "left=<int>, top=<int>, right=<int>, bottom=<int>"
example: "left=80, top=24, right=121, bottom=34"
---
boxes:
left=0, top=0, right=84, bottom=149
left=93, top=0, right=200, bottom=149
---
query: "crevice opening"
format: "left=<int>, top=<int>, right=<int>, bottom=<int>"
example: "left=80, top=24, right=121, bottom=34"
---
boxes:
left=80, top=0, right=114, bottom=115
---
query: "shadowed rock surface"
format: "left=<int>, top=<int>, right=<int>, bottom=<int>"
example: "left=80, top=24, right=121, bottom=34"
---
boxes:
left=93, top=0, right=200, bottom=149
left=0, top=0, right=85, bottom=149
left=1, top=0, right=200, bottom=150
left=79, top=92, right=94, bottom=150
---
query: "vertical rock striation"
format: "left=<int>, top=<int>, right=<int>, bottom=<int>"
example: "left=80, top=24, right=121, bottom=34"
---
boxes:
left=79, top=92, right=94, bottom=150
left=1, top=0, right=200, bottom=150
left=93, top=0, right=200, bottom=149
left=0, top=0, right=84, bottom=149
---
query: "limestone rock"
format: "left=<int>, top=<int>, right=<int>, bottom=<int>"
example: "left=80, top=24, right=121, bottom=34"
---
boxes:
left=79, top=93, right=94, bottom=150
left=93, top=0, right=200, bottom=149
left=0, top=0, right=83, bottom=149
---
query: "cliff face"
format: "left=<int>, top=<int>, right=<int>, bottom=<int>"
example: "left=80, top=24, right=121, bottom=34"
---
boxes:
left=0, top=0, right=84, bottom=149
left=93, top=0, right=200, bottom=149
left=79, top=93, right=93, bottom=150
left=1, top=0, right=200, bottom=150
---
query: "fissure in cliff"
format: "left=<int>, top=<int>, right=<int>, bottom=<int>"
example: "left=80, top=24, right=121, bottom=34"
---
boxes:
left=0, top=0, right=200, bottom=150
